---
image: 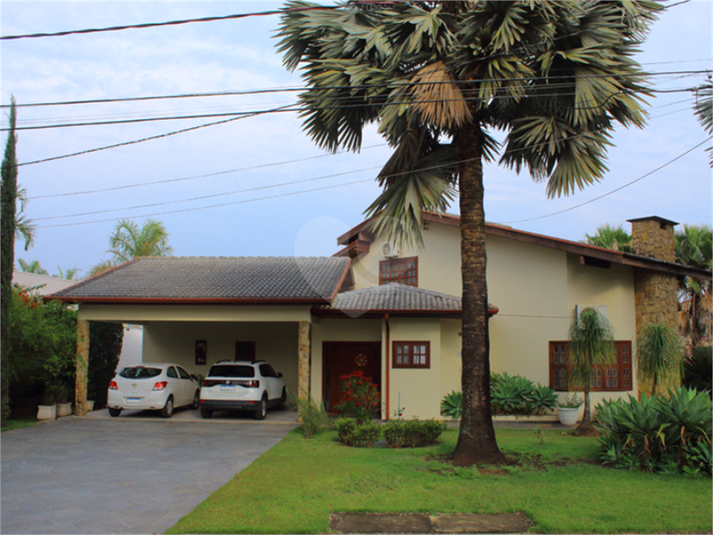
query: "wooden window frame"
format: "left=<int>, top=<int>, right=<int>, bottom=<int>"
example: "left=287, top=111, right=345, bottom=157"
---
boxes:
left=379, top=256, right=418, bottom=287
left=549, top=341, right=633, bottom=392
left=392, top=341, right=430, bottom=369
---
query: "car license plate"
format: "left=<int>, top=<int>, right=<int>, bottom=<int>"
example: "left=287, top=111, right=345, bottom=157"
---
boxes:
left=220, top=385, right=235, bottom=392
left=126, top=397, right=141, bottom=404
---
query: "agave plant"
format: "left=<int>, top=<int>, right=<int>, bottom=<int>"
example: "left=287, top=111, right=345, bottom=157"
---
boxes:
left=440, top=390, right=463, bottom=420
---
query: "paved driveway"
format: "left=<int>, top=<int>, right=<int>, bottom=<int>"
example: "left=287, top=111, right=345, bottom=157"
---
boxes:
left=1, top=411, right=298, bottom=534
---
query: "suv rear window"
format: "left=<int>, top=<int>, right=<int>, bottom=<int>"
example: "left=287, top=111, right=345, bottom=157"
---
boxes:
left=208, top=365, right=255, bottom=378
left=119, top=367, right=162, bottom=379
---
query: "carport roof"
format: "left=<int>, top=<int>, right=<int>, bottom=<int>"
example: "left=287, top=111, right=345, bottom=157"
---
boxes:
left=47, top=256, right=353, bottom=304
left=313, top=283, right=498, bottom=318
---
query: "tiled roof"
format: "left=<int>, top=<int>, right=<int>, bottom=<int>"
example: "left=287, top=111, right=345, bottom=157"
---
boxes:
left=49, top=257, right=351, bottom=303
left=314, top=283, right=471, bottom=316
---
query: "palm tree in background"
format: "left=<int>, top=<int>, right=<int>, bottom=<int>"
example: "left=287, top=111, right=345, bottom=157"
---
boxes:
left=636, top=323, right=684, bottom=396
left=17, top=258, right=49, bottom=275
left=88, top=219, right=173, bottom=276
left=585, top=224, right=632, bottom=252
left=568, top=308, right=616, bottom=436
left=675, top=224, right=712, bottom=348
left=108, top=219, right=173, bottom=263
left=278, top=0, right=661, bottom=465
left=15, top=187, right=36, bottom=251
left=692, top=79, right=711, bottom=166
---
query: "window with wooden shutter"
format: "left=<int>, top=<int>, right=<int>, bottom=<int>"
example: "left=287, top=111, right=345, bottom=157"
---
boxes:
left=549, top=341, right=633, bottom=392
left=379, top=257, right=418, bottom=286
left=393, top=341, right=430, bottom=369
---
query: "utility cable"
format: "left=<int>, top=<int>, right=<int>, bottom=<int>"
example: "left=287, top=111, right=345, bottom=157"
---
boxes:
left=503, top=136, right=712, bottom=225
left=28, top=143, right=388, bottom=200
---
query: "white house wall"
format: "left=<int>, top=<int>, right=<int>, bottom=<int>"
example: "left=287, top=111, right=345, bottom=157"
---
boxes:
left=78, top=304, right=312, bottom=323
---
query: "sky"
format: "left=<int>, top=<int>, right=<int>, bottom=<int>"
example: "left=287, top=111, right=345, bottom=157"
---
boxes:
left=1, top=0, right=711, bottom=278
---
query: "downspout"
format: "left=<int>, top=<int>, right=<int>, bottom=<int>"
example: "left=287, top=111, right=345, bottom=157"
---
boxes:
left=384, top=313, right=390, bottom=420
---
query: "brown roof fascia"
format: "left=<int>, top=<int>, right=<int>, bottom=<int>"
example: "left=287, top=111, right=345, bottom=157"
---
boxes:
left=311, top=306, right=499, bottom=319
left=47, top=296, right=330, bottom=305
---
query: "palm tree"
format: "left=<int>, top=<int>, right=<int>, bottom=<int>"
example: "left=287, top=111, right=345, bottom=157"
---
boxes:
left=636, top=323, right=684, bottom=396
left=15, top=187, right=36, bottom=251
left=568, top=308, right=615, bottom=436
left=692, top=79, right=711, bottom=166
left=107, top=219, right=173, bottom=264
left=585, top=224, right=632, bottom=252
left=56, top=266, right=81, bottom=281
left=17, top=258, right=49, bottom=275
left=278, top=0, right=661, bottom=466
left=675, top=224, right=712, bottom=348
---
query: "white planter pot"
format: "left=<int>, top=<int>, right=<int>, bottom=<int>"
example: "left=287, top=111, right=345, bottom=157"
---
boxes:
left=57, top=402, right=72, bottom=417
left=37, top=405, right=57, bottom=421
left=558, top=407, right=580, bottom=426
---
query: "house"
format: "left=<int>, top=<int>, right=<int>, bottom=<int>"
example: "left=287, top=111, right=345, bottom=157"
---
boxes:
left=48, top=215, right=711, bottom=418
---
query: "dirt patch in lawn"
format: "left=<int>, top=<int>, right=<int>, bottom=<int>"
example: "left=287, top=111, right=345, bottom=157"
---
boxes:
left=329, top=512, right=532, bottom=533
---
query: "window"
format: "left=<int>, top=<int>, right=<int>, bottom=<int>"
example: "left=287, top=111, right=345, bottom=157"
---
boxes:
left=379, top=257, right=418, bottom=286
left=393, top=341, right=430, bottom=369
left=549, top=341, right=633, bottom=392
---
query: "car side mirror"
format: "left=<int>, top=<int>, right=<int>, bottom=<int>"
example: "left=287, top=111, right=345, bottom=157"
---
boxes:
left=277, top=372, right=283, bottom=378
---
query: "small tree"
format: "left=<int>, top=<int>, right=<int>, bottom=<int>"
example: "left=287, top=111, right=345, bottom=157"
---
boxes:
left=637, top=324, right=684, bottom=396
left=568, top=308, right=615, bottom=436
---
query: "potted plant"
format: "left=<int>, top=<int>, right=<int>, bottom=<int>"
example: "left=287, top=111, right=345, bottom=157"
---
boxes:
left=557, top=394, right=583, bottom=426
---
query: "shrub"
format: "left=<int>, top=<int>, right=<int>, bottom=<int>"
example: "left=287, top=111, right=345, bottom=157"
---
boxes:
left=382, top=419, right=446, bottom=448
left=333, top=371, right=380, bottom=423
left=295, top=394, right=329, bottom=438
left=333, top=417, right=381, bottom=448
left=441, top=374, right=558, bottom=418
left=440, top=390, right=462, bottom=419
left=596, top=387, right=712, bottom=476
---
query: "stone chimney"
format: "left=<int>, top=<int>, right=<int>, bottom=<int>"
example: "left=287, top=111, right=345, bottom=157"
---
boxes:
left=628, top=216, right=677, bottom=263
left=627, top=216, right=680, bottom=395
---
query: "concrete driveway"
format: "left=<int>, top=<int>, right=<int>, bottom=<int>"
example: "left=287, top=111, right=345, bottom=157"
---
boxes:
left=1, top=410, right=298, bottom=534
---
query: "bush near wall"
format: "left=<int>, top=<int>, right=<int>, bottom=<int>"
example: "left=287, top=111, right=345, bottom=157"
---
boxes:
left=441, top=374, right=558, bottom=419
left=597, top=387, right=712, bottom=476
left=382, top=419, right=445, bottom=448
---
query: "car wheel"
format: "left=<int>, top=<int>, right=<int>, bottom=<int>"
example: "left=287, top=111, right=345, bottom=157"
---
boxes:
left=200, top=408, right=213, bottom=419
left=161, top=396, right=174, bottom=418
left=108, top=407, right=122, bottom=417
left=277, top=388, right=287, bottom=411
left=254, top=395, right=267, bottom=420
left=192, top=390, right=200, bottom=409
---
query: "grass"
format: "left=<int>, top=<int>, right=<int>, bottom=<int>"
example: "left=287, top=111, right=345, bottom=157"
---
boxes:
left=1, top=415, right=38, bottom=432
left=168, top=427, right=712, bottom=534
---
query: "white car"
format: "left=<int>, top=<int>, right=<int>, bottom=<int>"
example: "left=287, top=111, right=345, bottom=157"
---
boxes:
left=107, top=364, right=201, bottom=418
left=199, top=360, right=286, bottom=420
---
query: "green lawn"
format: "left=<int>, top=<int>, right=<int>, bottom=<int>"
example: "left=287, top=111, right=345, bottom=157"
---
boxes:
left=168, top=427, right=712, bottom=534
left=1, top=415, right=38, bottom=432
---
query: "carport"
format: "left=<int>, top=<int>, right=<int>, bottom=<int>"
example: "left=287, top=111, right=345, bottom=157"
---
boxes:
left=47, top=256, right=354, bottom=415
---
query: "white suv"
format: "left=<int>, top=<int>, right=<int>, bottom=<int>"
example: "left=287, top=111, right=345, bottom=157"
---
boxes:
left=199, top=360, right=287, bottom=420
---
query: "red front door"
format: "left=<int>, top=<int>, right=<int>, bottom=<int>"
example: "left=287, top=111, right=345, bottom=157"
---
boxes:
left=322, top=342, right=381, bottom=413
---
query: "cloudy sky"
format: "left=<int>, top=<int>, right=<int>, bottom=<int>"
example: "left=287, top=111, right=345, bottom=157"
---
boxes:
left=2, top=1, right=711, bottom=278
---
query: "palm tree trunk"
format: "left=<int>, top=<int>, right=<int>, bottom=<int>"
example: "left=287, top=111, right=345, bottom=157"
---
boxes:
left=451, top=122, right=506, bottom=467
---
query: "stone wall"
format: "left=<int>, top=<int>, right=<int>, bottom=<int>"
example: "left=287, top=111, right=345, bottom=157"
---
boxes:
left=628, top=217, right=680, bottom=394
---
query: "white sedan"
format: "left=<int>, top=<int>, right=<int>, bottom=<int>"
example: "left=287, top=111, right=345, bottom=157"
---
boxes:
left=107, top=364, right=200, bottom=418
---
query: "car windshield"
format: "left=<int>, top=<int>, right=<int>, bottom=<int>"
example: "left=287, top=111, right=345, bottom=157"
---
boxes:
left=208, top=365, right=255, bottom=378
left=119, top=367, right=162, bottom=379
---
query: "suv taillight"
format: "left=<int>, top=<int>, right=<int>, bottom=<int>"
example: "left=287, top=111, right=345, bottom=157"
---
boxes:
left=152, top=381, right=168, bottom=391
left=109, top=380, right=118, bottom=390
left=238, top=380, right=259, bottom=388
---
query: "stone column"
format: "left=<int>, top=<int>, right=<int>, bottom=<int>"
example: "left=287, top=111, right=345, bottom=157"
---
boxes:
left=628, top=216, right=680, bottom=395
left=297, top=320, right=311, bottom=401
left=75, top=319, right=90, bottom=416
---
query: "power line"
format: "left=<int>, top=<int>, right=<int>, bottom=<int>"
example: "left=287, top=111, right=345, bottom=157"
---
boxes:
left=0, top=4, right=341, bottom=41
left=503, top=136, right=712, bottom=225
left=29, top=143, right=388, bottom=200
left=5, top=72, right=709, bottom=132
left=4, top=70, right=708, bottom=116
left=33, top=165, right=385, bottom=221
